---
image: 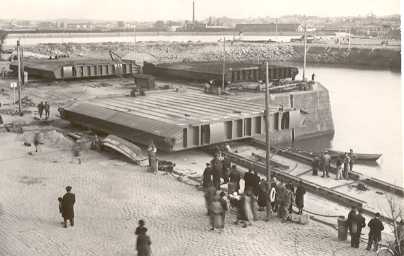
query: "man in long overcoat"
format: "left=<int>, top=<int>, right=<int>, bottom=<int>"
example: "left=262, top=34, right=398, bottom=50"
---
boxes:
left=62, top=186, right=76, bottom=228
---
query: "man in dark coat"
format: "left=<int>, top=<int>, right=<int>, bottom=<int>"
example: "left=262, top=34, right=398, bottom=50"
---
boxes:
left=202, top=163, right=213, bottom=189
left=346, top=207, right=366, bottom=248
left=251, top=171, right=260, bottom=196
left=136, top=226, right=151, bottom=256
left=366, top=212, right=384, bottom=251
left=295, top=181, right=306, bottom=215
left=244, top=169, right=253, bottom=191
left=62, top=186, right=76, bottom=228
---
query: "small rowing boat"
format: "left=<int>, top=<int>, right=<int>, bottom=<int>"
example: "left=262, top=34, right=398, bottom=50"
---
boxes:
left=327, top=149, right=382, bottom=161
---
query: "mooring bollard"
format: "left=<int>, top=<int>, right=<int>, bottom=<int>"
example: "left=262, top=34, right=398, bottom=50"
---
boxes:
left=337, top=216, right=348, bottom=241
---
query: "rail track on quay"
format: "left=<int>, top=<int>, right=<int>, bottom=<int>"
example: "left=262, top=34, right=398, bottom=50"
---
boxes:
left=205, top=138, right=403, bottom=225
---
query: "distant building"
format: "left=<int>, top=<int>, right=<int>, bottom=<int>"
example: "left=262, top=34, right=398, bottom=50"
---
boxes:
left=235, top=23, right=300, bottom=33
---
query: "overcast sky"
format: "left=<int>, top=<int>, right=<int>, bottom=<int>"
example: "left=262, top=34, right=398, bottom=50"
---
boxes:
left=2, top=0, right=400, bottom=21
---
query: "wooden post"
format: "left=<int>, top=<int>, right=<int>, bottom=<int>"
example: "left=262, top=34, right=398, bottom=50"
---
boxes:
left=265, top=62, right=271, bottom=182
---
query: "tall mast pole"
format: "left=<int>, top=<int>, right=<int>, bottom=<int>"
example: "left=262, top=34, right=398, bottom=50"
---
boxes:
left=134, top=24, right=136, bottom=61
left=302, top=23, right=307, bottom=81
left=265, top=62, right=271, bottom=182
left=222, top=36, right=225, bottom=92
left=17, top=40, right=22, bottom=114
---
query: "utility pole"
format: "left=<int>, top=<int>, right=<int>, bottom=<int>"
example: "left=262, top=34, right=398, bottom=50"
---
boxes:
left=222, top=36, right=225, bottom=92
left=265, top=62, right=271, bottom=182
left=134, top=24, right=136, bottom=61
left=302, top=23, right=307, bottom=81
left=17, top=40, right=22, bottom=114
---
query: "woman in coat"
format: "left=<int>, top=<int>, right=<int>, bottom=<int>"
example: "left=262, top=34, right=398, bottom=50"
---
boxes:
left=136, top=228, right=151, bottom=256
left=295, top=181, right=306, bottom=215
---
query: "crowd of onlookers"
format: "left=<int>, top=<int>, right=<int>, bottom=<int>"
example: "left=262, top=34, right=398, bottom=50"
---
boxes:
left=202, top=150, right=306, bottom=231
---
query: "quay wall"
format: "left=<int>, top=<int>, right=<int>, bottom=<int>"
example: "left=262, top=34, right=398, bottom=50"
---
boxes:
left=270, top=83, right=334, bottom=145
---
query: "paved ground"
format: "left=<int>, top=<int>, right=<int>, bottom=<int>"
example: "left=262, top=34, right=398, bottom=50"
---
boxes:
left=0, top=131, right=378, bottom=256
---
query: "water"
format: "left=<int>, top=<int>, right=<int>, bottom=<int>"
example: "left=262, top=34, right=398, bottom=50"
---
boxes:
left=3, top=32, right=299, bottom=46
left=292, top=65, right=402, bottom=185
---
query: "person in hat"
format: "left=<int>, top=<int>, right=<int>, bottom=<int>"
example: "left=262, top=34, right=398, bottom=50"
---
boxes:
left=62, top=186, right=76, bottom=228
left=136, top=221, right=151, bottom=256
left=135, top=219, right=148, bottom=235
left=367, top=212, right=384, bottom=251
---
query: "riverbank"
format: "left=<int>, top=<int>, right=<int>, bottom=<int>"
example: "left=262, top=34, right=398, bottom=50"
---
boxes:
left=17, top=41, right=401, bottom=70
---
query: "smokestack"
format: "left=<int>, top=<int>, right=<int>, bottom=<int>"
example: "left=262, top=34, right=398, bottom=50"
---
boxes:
left=192, top=1, right=195, bottom=24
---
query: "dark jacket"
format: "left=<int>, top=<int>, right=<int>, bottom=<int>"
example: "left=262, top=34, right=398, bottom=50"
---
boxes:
left=136, top=233, right=151, bottom=256
left=62, top=192, right=75, bottom=219
left=368, top=217, right=384, bottom=241
left=202, top=167, right=213, bottom=188
left=346, top=211, right=366, bottom=235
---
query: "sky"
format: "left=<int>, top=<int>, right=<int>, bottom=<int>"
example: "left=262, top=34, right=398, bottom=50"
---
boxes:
left=2, top=0, right=400, bottom=21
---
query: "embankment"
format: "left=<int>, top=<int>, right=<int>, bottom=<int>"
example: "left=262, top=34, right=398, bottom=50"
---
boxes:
left=22, top=41, right=401, bottom=70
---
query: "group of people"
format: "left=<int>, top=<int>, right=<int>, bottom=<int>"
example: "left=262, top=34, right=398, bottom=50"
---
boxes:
left=37, top=101, right=50, bottom=120
left=312, top=149, right=355, bottom=180
left=345, top=207, right=385, bottom=251
left=202, top=150, right=307, bottom=230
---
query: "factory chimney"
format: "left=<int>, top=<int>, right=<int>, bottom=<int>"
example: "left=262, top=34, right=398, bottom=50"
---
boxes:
left=192, top=1, right=195, bottom=24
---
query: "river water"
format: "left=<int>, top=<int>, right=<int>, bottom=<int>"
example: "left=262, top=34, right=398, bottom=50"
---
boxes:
left=292, top=65, right=402, bottom=185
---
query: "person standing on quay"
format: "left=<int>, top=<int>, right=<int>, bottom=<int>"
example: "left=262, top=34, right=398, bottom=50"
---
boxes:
left=147, top=141, right=158, bottom=174
left=37, top=101, right=44, bottom=119
left=335, top=158, right=343, bottom=180
left=346, top=207, right=366, bottom=248
left=209, top=194, right=224, bottom=231
left=228, top=165, right=241, bottom=195
left=343, top=153, right=351, bottom=179
left=44, top=101, right=50, bottom=119
left=136, top=223, right=151, bottom=256
left=322, top=151, right=331, bottom=178
left=348, top=149, right=355, bottom=172
left=62, top=186, right=75, bottom=228
left=295, top=181, right=306, bottom=215
left=366, top=212, right=384, bottom=251
left=219, top=191, right=228, bottom=228
left=202, top=163, right=213, bottom=189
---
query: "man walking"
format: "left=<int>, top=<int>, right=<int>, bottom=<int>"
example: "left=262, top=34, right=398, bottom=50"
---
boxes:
left=62, top=186, right=76, bottom=228
left=366, top=212, right=384, bottom=251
